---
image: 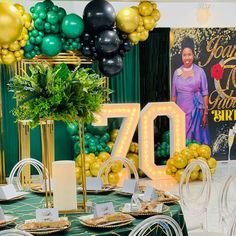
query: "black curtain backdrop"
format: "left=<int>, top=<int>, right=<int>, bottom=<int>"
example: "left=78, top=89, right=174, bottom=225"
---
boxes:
left=139, top=28, right=170, bottom=147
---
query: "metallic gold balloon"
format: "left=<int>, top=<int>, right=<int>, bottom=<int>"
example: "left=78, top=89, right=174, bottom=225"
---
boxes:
left=0, top=3, right=23, bottom=45
left=143, top=16, right=156, bottom=30
left=139, top=30, right=149, bottom=41
left=2, top=51, right=16, bottom=64
left=152, top=3, right=157, bottom=10
left=138, top=1, right=153, bottom=17
left=170, top=31, right=175, bottom=48
left=14, top=3, right=25, bottom=15
left=128, top=31, right=140, bottom=44
left=116, top=8, right=139, bottom=33
left=9, top=41, right=20, bottom=51
left=136, top=26, right=145, bottom=33
left=22, top=13, right=32, bottom=24
left=131, top=6, right=139, bottom=14
left=138, top=16, right=143, bottom=26
left=151, top=9, right=161, bottom=21
left=0, top=56, right=2, bottom=64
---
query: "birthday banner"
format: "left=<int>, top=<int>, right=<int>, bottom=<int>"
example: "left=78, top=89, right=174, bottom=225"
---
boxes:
left=170, top=28, right=236, bottom=161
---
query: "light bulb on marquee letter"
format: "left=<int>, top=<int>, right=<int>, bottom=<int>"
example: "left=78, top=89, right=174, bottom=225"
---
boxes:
left=139, top=102, right=186, bottom=180
left=93, top=104, right=140, bottom=158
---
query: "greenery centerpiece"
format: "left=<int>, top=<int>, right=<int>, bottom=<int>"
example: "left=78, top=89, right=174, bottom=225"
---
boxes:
left=9, top=63, right=110, bottom=211
left=8, top=63, right=110, bottom=127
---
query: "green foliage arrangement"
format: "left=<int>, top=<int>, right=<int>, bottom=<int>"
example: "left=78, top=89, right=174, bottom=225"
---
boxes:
left=8, top=63, right=111, bottom=127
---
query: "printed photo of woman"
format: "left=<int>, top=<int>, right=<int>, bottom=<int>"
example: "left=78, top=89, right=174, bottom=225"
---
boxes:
left=172, top=36, right=210, bottom=145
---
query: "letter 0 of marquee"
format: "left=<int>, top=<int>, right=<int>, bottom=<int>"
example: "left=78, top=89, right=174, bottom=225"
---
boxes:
left=139, top=102, right=186, bottom=180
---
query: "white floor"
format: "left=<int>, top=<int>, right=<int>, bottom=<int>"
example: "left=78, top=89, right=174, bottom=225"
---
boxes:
left=139, top=161, right=236, bottom=234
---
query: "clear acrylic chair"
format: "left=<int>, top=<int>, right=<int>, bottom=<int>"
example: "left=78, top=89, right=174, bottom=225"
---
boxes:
left=0, top=229, right=33, bottom=236
left=218, top=174, right=236, bottom=234
left=128, top=215, right=183, bottom=236
left=179, top=159, right=211, bottom=232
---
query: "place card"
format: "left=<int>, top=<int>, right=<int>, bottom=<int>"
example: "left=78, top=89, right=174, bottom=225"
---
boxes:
left=131, top=193, right=141, bottom=211
left=155, top=203, right=163, bottom=213
left=36, top=208, right=59, bottom=222
left=122, top=179, right=138, bottom=194
left=0, top=184, right=18, bottom=200
left=94, top=202, right=115, bottom=217
left=0, top=207, right=5, bottom=221
left=143, top=186, right=158, bottom=202
left=86, top=177, right=103, bottom=191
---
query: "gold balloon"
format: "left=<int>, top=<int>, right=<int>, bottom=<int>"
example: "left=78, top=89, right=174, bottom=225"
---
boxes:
left=0, top=3, right=23, bottom=45
left=152, top=3, right=157, bottom=10
left=128, top=31, right=140, bottom=44
left=9, top=41, right=20, bottom=51
left=170, top=31, right=175, bottom=48
left=14, top=3, right=25, bottom=15
left=138, top=1, right=153, bottom=17
left=131, top=6, right=139, bottom=14
left=143, top=16, right=156, bottom=30
left=116, top=8, right=139, bottom=33
left=136, top=26, right=145, bottom=33
left=22, top=13, right=32, bottom=23
left=138, top=17, right=144, bottom=26
left=0, top=56, right=2, bottom=64
left=2, top=51, right=16, bottom=64
left=139, top=30, right=149, bottom=41
left=14, top=50, right=21, bottom=58
left=151, top=9, right=161, bottom=21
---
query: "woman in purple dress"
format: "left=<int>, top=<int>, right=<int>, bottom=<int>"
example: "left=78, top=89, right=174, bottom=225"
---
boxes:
left=172, top=37, right=209, bottom=144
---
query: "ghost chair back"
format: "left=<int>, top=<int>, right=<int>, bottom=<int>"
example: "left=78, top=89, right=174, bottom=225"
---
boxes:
left=128, top=215, right=183, bottom=236
left=219, top=174, right=236, bottom=234
left=179, top=159, right=211, bottom=232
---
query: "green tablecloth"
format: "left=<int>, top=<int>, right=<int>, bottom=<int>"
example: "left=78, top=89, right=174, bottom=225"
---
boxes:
left=1, top=192, right=188, bottom=235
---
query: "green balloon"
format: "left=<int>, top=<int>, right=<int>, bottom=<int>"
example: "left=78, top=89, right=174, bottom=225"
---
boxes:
left=71, top=135, right=80, bottom=142
left=34, top=2, right=47, bottom=13
left=41, top=35, right=62, bottom=57
left=67, top=122, right=78, bottom=135
left=58, top=7, right=66, bottom=22
left=24, top=42, right=34, bottom=52
left=74, top=142, right=80, bottom=154
left=87, top=124, right=107, bottom=136
left=61, top=13, right=84, bottom=38
left=47, top=11, right=59, bottom=25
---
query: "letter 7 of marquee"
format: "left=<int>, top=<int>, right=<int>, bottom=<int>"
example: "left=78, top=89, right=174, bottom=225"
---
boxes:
left=93, top=103, right=140, bottom=159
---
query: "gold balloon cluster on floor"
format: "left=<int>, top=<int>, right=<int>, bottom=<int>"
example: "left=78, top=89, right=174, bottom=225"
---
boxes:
left=0, top=3, right=32, bottom=64
left=166, top=144, right=217, bottom=182
left=116, top=1, right=160, bottom=44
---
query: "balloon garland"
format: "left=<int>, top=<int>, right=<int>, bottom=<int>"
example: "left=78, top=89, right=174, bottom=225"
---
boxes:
left=24, top=0, right=84, bottom=59
left=116, top=2, right=160, bottom=44
left=0, top=3, right=31, bottom=64
left=0, top=0, right=161, bottom=77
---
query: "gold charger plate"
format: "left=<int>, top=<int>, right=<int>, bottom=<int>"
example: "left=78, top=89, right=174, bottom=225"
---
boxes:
left=78, top=214, right=134, bottom=229
left=156, top=194, right=180, bottom=204
left=0, top=215, right=17, bottom=228
left=121, top=204, right=170, bottom=217
left=16, top=218, right=71, bottom=235
left=31, top=186, right=49, bottom=195
left=77, top=185, right=115, bottom=194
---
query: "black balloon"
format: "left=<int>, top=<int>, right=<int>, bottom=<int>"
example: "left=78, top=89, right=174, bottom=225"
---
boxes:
left=122, top=39, right=132, bottom=52
left=82, top=32, right=91, bottom=43
left=99, top=54, right=123, bottom=77
left=119, top=49, right=125, bottom=57
left=81, top=46, right=92, bottom=57
left=83, top=0, right=116, bottom=33
left=96, top=30, right=121, bottom=56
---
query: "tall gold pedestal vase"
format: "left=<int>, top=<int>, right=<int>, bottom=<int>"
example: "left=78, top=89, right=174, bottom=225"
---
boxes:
left=18, top=120, right=31, bottom=188
left=78, top=118, right=87, bottom=212
left=40, top=120, right=54, bottom=208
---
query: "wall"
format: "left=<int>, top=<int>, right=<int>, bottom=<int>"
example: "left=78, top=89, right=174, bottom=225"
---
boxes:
left=21, top=1, right=236, bottom=28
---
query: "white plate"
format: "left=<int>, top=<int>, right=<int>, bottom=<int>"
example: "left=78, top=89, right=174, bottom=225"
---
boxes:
left=0, top=192, right=28, bottom=202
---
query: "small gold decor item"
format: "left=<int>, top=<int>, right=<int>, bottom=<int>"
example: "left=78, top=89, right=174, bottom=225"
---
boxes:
left=16, top=217, right=70, bottom=235
left=78, top=213, right=134, bottom=228
left=0, top=215, right=17, bottom=228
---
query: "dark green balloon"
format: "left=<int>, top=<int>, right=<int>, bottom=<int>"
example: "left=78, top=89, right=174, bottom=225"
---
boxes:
left=34, top=2, right=47, bottom=13
left=87, top=124, right=107, bottom=136
left=58, top=7, right=66, bottom=22
left=74, top=142, right=80, bottom=154
left=61, top=13, right=84, bottom=38
left=47, top=11, right=59, bottom=25
left=41, top=35, right=62, bottom=57
left=71, top=135, right=80, bottom=142
left=67, top=122, right=78, bottom=135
